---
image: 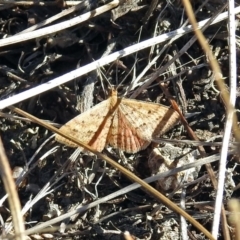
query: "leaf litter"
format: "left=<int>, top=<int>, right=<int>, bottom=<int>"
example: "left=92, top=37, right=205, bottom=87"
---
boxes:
left=0, top=1, right=238, bottom=239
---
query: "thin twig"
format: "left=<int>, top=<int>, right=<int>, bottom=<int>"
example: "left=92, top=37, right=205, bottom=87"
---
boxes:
left=1, top=7, right=240, bottom=110
left=17, top=0, right=94, bottom=34
left=9, top=105, right=216, bottom=239
left=0, top=0, right=119, bottom=46
left=23, top=152, right=223, bottom=236
left=0, top=0, right=81, bottom=6
left=182, top=0, right=233, bottom=239
left=212, top=0, right=237, bottom=238
left=0, top=137, right=25, bottom=240
left=130, top=2, right=228, bottom=99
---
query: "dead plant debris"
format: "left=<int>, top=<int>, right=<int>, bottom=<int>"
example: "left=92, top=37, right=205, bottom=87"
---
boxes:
left=0, top=0, right=239, bottom=239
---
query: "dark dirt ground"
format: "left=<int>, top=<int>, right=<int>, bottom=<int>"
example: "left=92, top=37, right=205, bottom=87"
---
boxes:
left=0, top=0, right=240, bottom=239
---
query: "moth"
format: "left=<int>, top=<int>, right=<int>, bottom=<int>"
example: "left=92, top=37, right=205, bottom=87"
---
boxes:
left=55, top=90, right=180, bottom=153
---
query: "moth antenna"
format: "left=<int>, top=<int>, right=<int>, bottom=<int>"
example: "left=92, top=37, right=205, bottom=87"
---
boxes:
left=97, top=67, right=114, bottom=93
left=116, top=58, right=138, bottom=96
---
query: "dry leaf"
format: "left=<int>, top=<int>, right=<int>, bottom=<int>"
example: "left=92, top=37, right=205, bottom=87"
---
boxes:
left=111, top=0, right=139, bottom=21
